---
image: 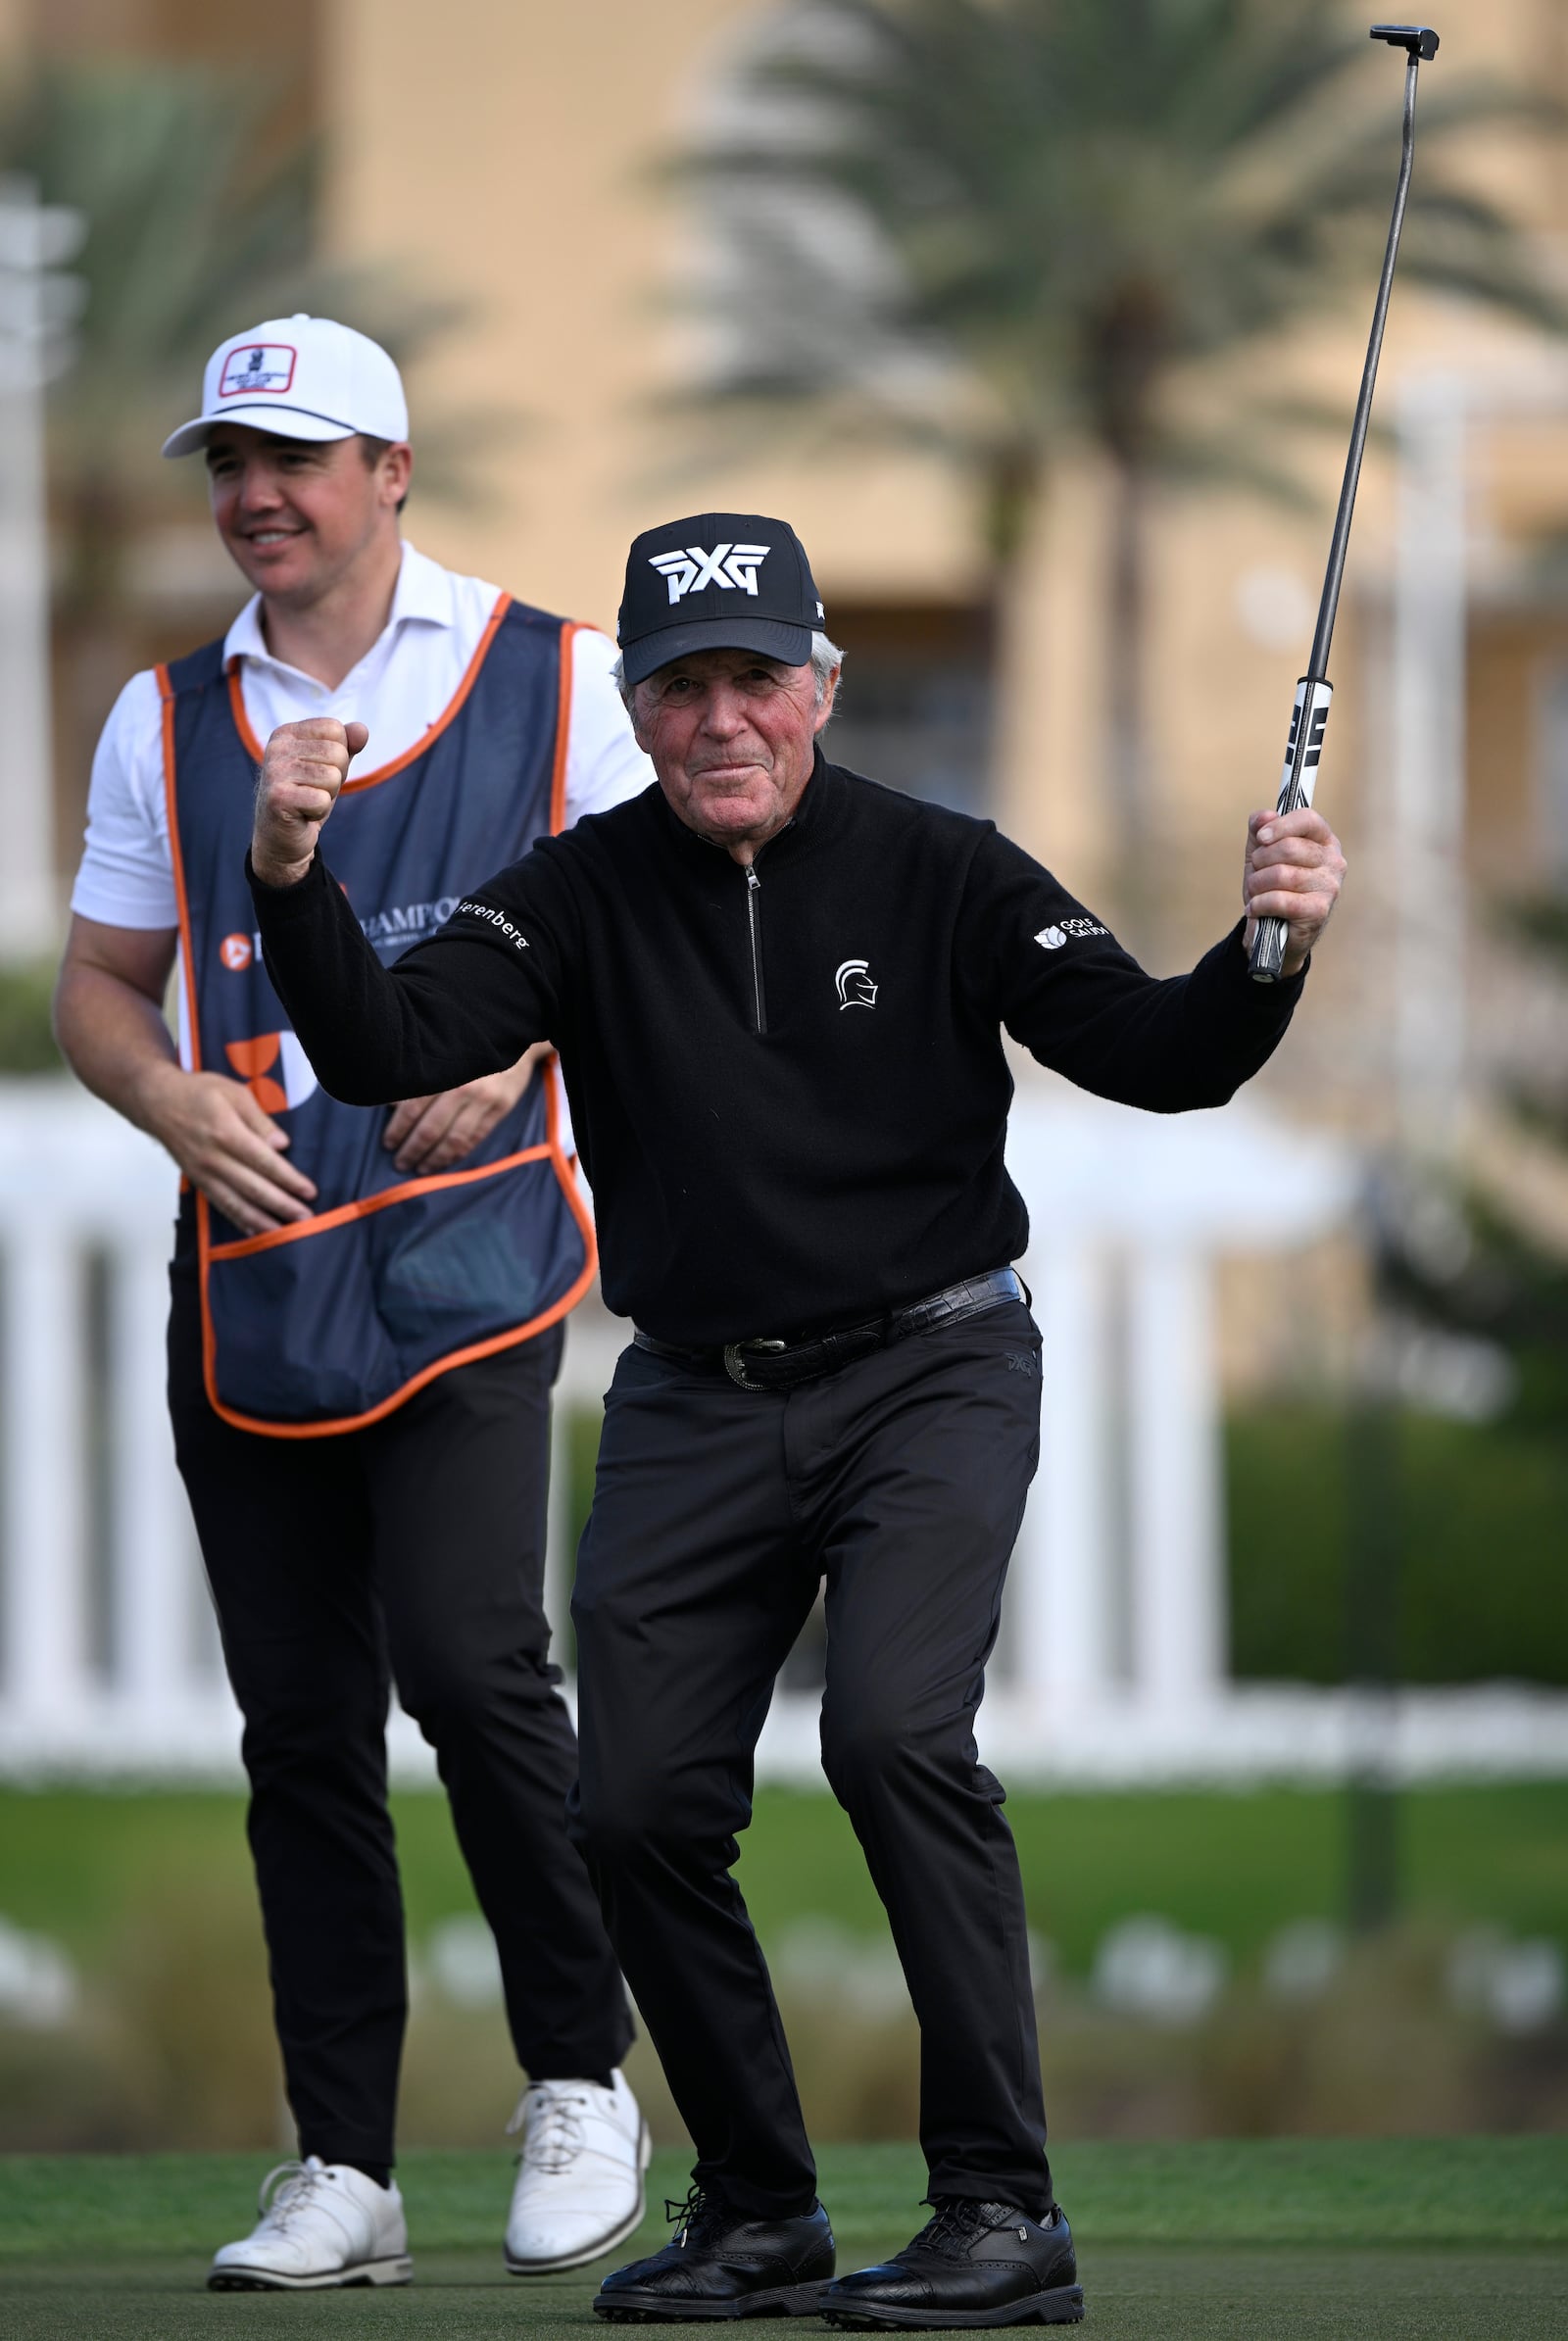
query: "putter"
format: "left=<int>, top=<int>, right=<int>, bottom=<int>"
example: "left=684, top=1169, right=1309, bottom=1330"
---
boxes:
left=1250, top=23, right=1440, bottom=983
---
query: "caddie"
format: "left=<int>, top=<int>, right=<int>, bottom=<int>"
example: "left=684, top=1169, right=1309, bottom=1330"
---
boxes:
left=242, top=507, right=1347, bottom=2327
left=53, top=316, right=652, bottom=2292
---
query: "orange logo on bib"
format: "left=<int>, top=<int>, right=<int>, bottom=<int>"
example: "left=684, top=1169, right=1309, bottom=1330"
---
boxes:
left=224, top=1034, right=287, bottom=1115
left=221, top=1031, right=318, bottom=1117
left=220, top=933, right=253, bottom=972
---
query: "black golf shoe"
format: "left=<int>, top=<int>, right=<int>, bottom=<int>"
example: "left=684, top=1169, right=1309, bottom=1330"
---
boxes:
left=593, top=2187, right=835, bottom=2321
left=819, top=2197, right=1082, bottom=2328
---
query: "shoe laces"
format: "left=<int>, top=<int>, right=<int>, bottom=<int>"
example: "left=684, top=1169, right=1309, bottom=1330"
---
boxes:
left=664, top=2186, right=731, bottom=2251
left=507, top=2081, right=590, bottom=2174
left=255, top=2157, right=333, bottom=2231
left=906, top=2197, right=1019, bottom=2263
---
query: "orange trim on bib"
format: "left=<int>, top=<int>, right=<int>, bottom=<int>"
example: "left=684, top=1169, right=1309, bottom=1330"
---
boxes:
left=225, top=591, right=514, bottom=792
left=208, top=1141, right=555, bottom=1259
left=194, top=1153, right=595, bottom=1439
left=159, top=664, right=205, bottom=1077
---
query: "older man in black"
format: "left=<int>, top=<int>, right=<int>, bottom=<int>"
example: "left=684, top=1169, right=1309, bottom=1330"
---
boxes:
left=245, top=512, right=1346, bottom=2329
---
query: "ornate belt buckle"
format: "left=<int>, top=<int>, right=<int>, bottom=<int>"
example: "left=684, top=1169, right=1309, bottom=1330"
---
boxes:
left=723, top=1338, right=787, bottom=1391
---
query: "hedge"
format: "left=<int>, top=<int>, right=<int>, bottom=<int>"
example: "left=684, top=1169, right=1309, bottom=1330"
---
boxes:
left=1227, top=1404, right=1568, bottom=1686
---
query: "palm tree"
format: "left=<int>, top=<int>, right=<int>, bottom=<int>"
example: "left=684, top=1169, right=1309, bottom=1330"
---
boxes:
left=671, top=0, right=1566, bottom=946
left=1, top=62, right=475, bottom=854
left=10, top=63, right=314, bottom=628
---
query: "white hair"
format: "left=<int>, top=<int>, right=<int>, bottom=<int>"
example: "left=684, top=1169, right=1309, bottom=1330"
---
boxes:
left=613, top=631, right=844, bottom=718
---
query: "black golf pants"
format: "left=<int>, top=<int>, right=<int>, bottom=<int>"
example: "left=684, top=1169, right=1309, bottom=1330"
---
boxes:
left=569, top=1297, right=1052, bottom=2221
left=168, top=1263, right=631, bottom=2173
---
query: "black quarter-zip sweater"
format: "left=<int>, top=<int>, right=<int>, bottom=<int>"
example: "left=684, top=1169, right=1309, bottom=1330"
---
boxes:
left=249, top=752, right=1306, bottom=1346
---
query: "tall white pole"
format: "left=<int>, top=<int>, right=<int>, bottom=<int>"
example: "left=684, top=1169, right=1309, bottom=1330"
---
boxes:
left=1018, top=1237, right=1114, bottom=1710
left=1128, top=1242, right=1225, bottom=1716
left=1, top=1227, right=88, bottom=1729
left=110, top=1237, right=193, bottom=1721
left=0, top=177, right=83, bottom=962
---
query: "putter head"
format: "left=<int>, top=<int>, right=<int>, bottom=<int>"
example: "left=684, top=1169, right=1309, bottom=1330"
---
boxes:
left=1370, top=24, right=1440, bottom=61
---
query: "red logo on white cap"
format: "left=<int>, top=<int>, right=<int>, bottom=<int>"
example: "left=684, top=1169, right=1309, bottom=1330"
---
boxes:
left=219, top=344, right=297, bottom=398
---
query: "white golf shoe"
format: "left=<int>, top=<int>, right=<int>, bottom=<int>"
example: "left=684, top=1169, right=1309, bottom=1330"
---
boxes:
left=504, top=2069, right=651, bottom=2273
left=207, top=2156, right=412, bottom=2290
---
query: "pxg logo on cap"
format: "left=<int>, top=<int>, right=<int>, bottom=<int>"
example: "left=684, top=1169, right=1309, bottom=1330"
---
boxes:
left=618, top=511, right=826, bottom=687
left=649, top=542, right=771, bottom=604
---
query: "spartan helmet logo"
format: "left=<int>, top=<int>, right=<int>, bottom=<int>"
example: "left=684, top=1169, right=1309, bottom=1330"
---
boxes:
left=835, top=958, right=878, bottom=1010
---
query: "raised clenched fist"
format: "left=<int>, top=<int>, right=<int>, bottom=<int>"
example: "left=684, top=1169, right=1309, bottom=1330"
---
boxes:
left=250, top=717, right=369, bottom=889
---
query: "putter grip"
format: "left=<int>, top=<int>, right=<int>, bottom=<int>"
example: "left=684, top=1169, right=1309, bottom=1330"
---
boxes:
left=1250, top=677, right=1333, bottom=985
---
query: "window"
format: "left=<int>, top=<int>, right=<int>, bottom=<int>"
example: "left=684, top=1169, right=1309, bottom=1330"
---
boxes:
left=824, top=604, right=994, bottom=817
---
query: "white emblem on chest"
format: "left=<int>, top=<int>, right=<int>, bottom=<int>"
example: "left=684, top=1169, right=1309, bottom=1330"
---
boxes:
left=836, top=958, right=878, bottom=1010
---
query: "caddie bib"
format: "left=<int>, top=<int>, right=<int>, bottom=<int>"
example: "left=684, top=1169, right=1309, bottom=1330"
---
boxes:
left=161, top=596, right=595, bottom=1437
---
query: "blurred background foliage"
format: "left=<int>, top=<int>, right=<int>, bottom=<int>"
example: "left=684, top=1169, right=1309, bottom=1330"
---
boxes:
left=2, top=59, right=476, bottom=626
left=4, top=61, right=320, bottom=628
left=0, top=55, right=494, bottom=888
left=0, top=962, right=62, bottom=1073
left=1, top=1781, right=1564, bottom=2152
left=1228, top=1403, right=1568, bottom=1685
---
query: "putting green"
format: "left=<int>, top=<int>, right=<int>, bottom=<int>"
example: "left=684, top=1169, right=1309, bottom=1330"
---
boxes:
left=2, top=2140, right=1565, bottom=2339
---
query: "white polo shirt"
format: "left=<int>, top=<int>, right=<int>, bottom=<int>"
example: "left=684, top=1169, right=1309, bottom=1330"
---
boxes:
left=72, top=539, right=651, bottom=930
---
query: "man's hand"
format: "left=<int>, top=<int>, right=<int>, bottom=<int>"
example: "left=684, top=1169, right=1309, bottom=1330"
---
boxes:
left=138, top=1060, right=318, bottom=1235
left=1242, top=805, right=1347, bottom=979
left=381, top=1046, right=549, bottom=1175
left=251, top=717, right=369, bottom=888
left=54, top=917, right=317, bottom=1236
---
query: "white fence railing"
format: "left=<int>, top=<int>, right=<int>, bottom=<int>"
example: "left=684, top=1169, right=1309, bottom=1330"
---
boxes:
left=3, top=1076, right=1567, bottom=1783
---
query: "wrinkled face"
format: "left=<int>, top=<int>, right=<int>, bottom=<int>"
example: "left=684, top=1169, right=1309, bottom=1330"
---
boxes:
left=630, top=646, right=838, bottom=858
left=204, top=424, right=411, bottom=606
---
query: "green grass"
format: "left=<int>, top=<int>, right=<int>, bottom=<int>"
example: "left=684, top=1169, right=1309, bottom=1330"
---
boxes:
left=5, top=1785, right=1564, bottom=2152
left=4, top=1781, right=1565, bottom=1979
left=1, top=2143, right=1566, bottom=2339
left=5, top=2139, right=1568, bottom=2257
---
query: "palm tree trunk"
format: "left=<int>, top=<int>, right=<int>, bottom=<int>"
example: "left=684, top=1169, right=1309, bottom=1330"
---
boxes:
left=978, top=447, right=1049, bottom=844
left=1105, top=453, right=1156, bottom=961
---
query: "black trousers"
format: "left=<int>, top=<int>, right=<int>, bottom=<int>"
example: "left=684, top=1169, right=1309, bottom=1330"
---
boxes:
left=568, top=1298, right=1052, bottom=2221
left=169, top=1261, right=632, bottom=2173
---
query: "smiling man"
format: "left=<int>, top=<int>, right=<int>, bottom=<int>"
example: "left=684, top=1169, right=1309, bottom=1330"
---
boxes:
left=52, top=317, right=654, bottom=2290
left=243, top=507, right=1346, bottom=2328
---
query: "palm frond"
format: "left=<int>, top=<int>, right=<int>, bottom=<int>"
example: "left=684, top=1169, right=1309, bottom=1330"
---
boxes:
left=671, top=0, right=1568, bottom=520
left=0, top=60, right=494, bottom=613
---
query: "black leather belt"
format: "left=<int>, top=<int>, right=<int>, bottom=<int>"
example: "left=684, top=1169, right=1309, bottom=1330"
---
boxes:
left=633, top=1267, right=1026, bottom=1392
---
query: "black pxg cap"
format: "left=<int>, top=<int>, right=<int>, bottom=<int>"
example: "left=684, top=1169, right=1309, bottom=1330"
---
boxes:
left=617, top=512, right=825, bottom=686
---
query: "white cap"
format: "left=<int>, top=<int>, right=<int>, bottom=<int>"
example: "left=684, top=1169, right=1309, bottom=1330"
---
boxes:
left=162, top=315, right=409, bottom=459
